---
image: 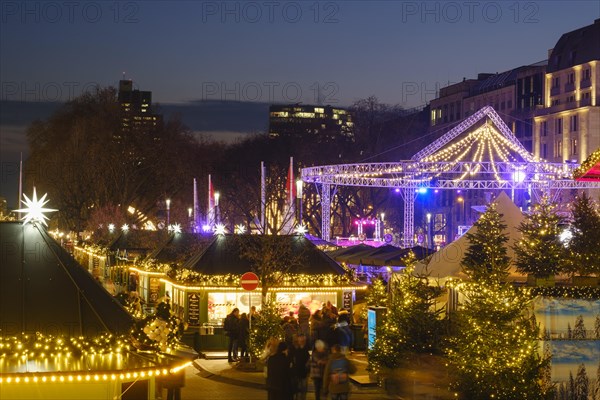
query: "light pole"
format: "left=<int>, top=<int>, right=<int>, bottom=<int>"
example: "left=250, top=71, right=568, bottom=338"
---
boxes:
left=426, top=212, right=432, bottom=249
left=296, top=179, right=303, bottom=225
left=166, top=199, right=171, bottom=227
left=214, top=192, right=220, bottom=224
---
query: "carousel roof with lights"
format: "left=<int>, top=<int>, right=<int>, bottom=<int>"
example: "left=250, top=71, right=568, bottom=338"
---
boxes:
left=181, top=234, right=346, bottom=276
left=574, top=148, right=600, bottom=181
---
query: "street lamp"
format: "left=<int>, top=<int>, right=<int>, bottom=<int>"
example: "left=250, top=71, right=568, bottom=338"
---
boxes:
left=426, top=212, right=432, bottom=249
left=166, top=199, right=171, bottom=227
left=296, top=179, right=303, bottom=224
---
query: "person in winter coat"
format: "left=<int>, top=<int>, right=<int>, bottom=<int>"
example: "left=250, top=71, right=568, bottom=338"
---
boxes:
left=267, top=341, right=293, bottom=400
left=309, top=340, right=329, bottom=400
left=290, top=334, right=310, bottom=400
left=238, top=312, right=250, bottom=360
left=322, top=344, right=357, bottom=400
left=297, top=303, right=311, bottom=341
left=224, top=308, right=240, bottom=362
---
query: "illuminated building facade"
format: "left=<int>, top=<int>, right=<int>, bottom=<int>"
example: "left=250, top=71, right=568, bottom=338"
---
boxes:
left=534, top=18, right=600, bottom=164
left=269, top=104, right=354, bottom=141
left=117, top=80, right=160, bottom=134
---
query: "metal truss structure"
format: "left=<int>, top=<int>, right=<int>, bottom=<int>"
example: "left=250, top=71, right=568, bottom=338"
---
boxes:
left=301, top=107, right=600, bottom=245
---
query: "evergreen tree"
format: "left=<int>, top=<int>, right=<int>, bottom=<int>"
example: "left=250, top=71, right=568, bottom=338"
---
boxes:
left=248, top=294, right=284, bottom=358
left=569, top=371, right=576, bottom=400
left=595, top=314, right=600, bottom=339
left=368, top=252, right=444, bottom=374
left=568, top=323, right=573, bottom=339
left=558, top=382, right=567, bottom=400
left=575, top=363, right=589, bottom=400
left=568, top=193, right=600, bottom=276
left=462, top=202, right=510, bottom=282
left=447, top=280, right=549, bottom=399
left=361, top=277, right=388, bottom=321
left=514, top=196, right=567, bottom=277
left=573, top=315, right=586, bottom=339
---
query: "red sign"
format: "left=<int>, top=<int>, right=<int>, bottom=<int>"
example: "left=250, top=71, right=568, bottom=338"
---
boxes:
left=241, top=272, right=260, bottom=291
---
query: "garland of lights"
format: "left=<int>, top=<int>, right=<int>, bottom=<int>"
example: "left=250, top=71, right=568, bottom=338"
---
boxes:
left=574, top=148, right=600, bottom=179
left=172, top=268, right=356, bottom=287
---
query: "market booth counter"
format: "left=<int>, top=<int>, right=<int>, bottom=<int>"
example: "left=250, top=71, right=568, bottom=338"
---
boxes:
left=131, top=234, right=367, bottom=348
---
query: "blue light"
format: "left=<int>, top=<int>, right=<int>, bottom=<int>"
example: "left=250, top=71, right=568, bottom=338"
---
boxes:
left=417, top=188, right=428, bottom=194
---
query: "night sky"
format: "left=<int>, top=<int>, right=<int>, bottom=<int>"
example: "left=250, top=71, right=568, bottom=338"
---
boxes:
left=1, top=1, right=599, bottom=205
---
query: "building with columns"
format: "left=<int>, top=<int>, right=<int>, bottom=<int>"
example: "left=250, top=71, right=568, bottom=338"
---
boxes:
left=534, top=19, right=600, bottom=163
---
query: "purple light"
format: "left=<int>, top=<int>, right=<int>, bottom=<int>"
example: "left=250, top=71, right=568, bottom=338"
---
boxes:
left=394, top=188, right=400, bottom=193
left=456, top=190, right=461, bottom=194
left=434, top=189, right=439, bottom=194
left=202, top=224, right=211, bottom=232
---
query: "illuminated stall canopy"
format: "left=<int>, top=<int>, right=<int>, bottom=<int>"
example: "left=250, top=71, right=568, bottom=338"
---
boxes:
left=131, top=234, right=365, bottom=327
left=0, top=221, right=192, bottom=400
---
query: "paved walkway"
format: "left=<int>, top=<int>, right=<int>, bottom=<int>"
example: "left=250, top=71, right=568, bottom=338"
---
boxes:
left=193, top=351, right=455, bottom=399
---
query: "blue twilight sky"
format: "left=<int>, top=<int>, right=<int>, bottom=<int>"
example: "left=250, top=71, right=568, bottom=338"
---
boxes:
left=1, top=1, right=599, bottom=205
left=1, top=1, right=599, bottom=107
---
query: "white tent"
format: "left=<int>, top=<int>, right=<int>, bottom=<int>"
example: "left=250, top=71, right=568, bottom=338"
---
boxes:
left=415, top=191, right=525, bottom=282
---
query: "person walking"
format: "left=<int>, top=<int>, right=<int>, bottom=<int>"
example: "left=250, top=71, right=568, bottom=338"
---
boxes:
left=267, top=341, right=293, bottom=400
left=224, top=308, right=240, bottom=362
left=322, top=344, right=357, bottom=400
left=309, top=340, right=329, bottom=400
left=290, top=334, right=310, bottom=400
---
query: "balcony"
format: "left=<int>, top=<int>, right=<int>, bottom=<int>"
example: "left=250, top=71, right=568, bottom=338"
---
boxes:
left=535, top=99, right=595, bottom=116
left=550, top=86, right=561, bottom=96
left=564, top=82, right=575, bottom=93
left=580, top=78, right=591, bottom=89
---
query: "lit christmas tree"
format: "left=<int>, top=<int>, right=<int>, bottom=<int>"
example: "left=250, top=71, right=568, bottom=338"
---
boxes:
left=461, top=201, right=510, bottom=283
left=446, top=281, right=549, bottom=399
left=368, top=252, right=444, bottom=374
left=248, top=294, right=284, bottom=358
left=568, top=193, right=600, bottom=276
left=361, top=277, right=388, bottom=321
left=513, top=195, right=567, bottom=278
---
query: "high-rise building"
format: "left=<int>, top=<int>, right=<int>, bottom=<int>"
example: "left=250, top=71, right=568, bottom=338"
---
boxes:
left=117, top=80, right=160, bottom=134
left=534, top=19, right=600, bottom=163
left=269, top=104, right=354, bottom=142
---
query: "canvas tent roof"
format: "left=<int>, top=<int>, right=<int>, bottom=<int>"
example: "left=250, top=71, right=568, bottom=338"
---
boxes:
left=0, top=222, right=135, bottom=337
left=182, top=234, right=346, bottom=275
left=414, top=191, right=524, bottom=281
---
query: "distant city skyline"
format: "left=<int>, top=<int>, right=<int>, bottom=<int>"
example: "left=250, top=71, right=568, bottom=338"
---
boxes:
left=1, top=2, right=599, bottom=107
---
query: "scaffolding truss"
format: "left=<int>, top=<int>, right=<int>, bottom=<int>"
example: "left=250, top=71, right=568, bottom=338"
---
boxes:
left=302, top=107, right=600, bottom=243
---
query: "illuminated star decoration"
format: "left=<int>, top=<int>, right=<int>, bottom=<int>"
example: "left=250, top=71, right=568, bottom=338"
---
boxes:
left=294, top=224, right=308, bottom=235
left=168, top=223, right=182, bottom=234
left=214, top=223, right=226, bottom=235
left=234, top=224, right=246, bottom=234
left=108, top=223, right=115, bottom=233
left=122, top=224, right=129, bottom=232
left=14, top=188, right=57, bottom=227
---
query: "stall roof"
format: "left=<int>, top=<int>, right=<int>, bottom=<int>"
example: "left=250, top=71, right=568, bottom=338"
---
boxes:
left=0, top=222, right=135, bottom=336
left=145, top=233, right=214, bottom=265
left=181, top=234, right=346, bottom=275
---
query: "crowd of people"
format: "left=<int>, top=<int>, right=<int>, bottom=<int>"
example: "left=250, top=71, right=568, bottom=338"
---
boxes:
left=223, top=301, right=358, bottom=400
left=264, top=337, right=356, bottom=400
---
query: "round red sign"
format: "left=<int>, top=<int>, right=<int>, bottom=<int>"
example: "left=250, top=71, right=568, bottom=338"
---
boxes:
left=241, top=272, right=260, bottom=291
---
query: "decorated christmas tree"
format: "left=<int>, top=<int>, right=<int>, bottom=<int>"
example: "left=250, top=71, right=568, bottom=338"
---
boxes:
left=446, top=280, right=550, bottom=399
left=368, top=252, right=444, bottom=374
left=462, top=201, right=510, bottom=283
left=513, top=195, right=567, bottom=278
left=248, top=294, right=284, bottom=358
left=360, top=276, right=388, bottom=320
left=568, top=192, right=600, bottom=276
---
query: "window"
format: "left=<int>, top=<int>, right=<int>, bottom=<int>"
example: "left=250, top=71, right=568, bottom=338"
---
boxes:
left=553, top=77, right=560, bottom=88
left=571, top=139, right=577, bottom=155
left=554, top=140, right=562, bottom=158
left=507, top=100, right=512, bottom=109
left=568, top=73, right=574, bottom=84
left=541, top=121, right=548, bottom=137
left=583, top=68, right=591, bottom=80
left=555, top=118, right=563, bottom=135
left=541, top=143, right=547, bottom=158
left=568, top=95, right=575, bottom=103
left=569, top=115, right=578, bottom=132
left=552, top=99, right=560, bottom=106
